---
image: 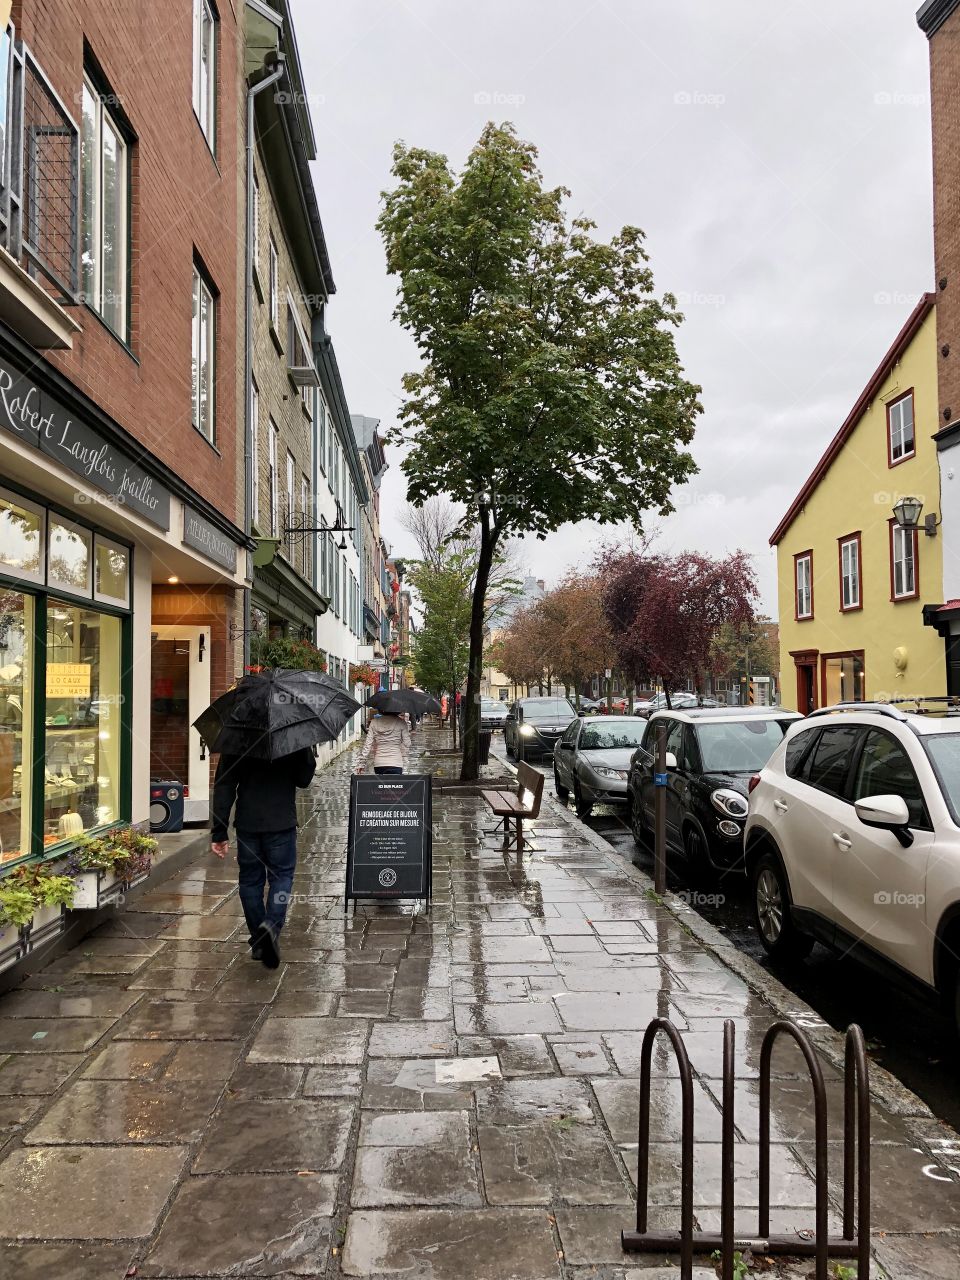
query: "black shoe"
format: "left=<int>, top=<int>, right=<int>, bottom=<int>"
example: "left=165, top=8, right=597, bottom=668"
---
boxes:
left=256, top=923, right=280, bottom=970
left=249, top=933, right=264, bottom=962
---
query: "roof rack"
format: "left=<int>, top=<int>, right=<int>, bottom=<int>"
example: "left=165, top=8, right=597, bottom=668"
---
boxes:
left=807, top=702, right=908, bottom=721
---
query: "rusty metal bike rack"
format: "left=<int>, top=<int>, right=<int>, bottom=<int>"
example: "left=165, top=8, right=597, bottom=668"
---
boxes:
left=621, top=1016, right=871, bottom=1280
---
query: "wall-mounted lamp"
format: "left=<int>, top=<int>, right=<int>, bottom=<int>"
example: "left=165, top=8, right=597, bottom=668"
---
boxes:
left=198, top=633, right=206, bottom=664
left=892, top=495, right=941, bottom=537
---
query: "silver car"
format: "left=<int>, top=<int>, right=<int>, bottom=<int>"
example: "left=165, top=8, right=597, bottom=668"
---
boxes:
left=553, top=715, right=649, bottom=818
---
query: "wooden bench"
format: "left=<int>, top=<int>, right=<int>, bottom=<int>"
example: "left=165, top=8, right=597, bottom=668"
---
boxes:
left=481, top=761, right=545, bottom=853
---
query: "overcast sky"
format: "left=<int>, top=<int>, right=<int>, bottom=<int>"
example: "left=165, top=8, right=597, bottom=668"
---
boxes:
left=292, top=0, right=933, bottom=616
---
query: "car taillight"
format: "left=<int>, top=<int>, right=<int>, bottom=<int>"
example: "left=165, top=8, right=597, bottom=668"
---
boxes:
left=748, top=774, right=761, bottom=794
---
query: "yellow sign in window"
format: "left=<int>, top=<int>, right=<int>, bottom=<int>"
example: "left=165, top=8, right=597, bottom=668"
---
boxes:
left=46, top=663, right=92, bottom=699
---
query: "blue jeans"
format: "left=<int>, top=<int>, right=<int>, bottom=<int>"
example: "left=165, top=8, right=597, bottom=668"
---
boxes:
left=374, top=765, right=403, bottom=775
left=236, top=827, right=297, bottom=938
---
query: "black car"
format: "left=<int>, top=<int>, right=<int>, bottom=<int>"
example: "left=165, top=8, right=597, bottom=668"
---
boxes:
left=504, top=696, right=578, bottom=761
left=627, top=708, right=801, bottom=875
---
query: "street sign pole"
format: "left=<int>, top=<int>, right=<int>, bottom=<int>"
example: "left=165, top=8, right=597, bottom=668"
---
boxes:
left=654, top=722, right=668, bottom=895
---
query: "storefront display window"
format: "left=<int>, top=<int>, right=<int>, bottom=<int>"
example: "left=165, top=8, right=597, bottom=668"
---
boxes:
left=0, top=489, right=44, bottom=583
left=44, top=606, right=121, bottom=844
left=822, top=652, right=865, bottom=706
left=48, top=517, right=92, bottom=596
left=94, top=536, right=129, bottom=607
left=0, top=592, right=33, bottom=864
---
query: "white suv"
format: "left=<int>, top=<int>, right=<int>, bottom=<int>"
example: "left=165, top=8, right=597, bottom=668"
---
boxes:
left=745, top=701, right=960, bottom=1032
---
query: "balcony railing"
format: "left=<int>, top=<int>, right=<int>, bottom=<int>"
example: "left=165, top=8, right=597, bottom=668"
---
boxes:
left=0, top=25, right=80, bottom=303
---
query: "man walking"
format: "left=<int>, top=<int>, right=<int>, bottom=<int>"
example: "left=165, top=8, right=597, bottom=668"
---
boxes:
left=210, top=747, right=316, bottom=968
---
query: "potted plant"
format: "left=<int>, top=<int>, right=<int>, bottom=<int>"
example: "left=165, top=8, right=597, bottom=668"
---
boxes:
left=68, top=825, right=157, bottom=908
left=4, top=866, right=76, bottom=949
left=0, top=882, right=33, bottom=973
left=110, top=826, right=157, bottom=890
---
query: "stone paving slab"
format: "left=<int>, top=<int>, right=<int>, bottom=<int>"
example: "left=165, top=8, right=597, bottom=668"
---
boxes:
left=0, top=729, right=953, bottom=1277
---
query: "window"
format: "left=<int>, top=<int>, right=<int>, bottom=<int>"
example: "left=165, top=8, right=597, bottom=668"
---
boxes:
left=695, top=719, right=790, bottom=773
left=888, top=391, right=915, bottom=466
left=48, top=517, right=92, bottom=597
left=784, top=728, right=818, bottom=779
left=301, top=475, right=310, bottom=576
left=822, top=652, right=865, bottom=705
left=0, top=592, right=34, bottom=865
left=795, top=551, right=813, bottom=620
left=805, top=725, right=861, bottom=799
left=250, top=380, right=260, bottom=527
left=285, top=452, right=295, bottom=559
left=268, top=236, right=279, bottom=332
left=0, top=487, right=44, bottom=583
left=839, top=534, right=861, bottom=611
left=853, top=730, right=928, bottom=827
left=192, top=0, right=216, bottom=150
left=891, top=523, right=918, bottom=600
left=318, top=398, right=328, bottom=473
left=94, top=536, right=129, bottom=607
left=191, top=264, right=216, bottom=442
left=80, top=75, right=128, bottom=337
left=319, top=516, right=328, bottom=595
left=268, top=420, right=279, bottom=537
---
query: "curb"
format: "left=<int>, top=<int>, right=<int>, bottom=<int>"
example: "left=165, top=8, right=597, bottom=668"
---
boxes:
left=492, top=747, right=958, bottom=1140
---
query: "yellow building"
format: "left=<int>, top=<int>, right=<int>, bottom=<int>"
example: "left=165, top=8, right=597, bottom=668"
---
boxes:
left=772, top=294, right=944, bottom=712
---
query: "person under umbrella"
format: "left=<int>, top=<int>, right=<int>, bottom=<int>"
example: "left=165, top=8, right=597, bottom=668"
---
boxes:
left=197, top=670, right=360, bottom=968
left=357, top=709, right=411, bottom=775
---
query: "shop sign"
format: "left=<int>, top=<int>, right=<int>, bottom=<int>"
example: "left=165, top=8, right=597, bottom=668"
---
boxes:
left=46, top=662, right=91, bottom=698
left=0, top=358, right=171, bottom=530
left=345, top=774, right=432, bottom=908
left=182, top=506, right=238, bottom=572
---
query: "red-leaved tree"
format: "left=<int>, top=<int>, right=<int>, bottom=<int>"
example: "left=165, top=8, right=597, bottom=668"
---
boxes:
left=599, top=547, right=759, bottom=703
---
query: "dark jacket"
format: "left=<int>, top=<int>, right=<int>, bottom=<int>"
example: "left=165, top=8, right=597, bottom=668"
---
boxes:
left=211, top=749, right=316, bottom=842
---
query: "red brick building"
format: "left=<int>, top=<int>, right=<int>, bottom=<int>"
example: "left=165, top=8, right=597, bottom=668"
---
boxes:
left=0, top=0, right=250, bottom=874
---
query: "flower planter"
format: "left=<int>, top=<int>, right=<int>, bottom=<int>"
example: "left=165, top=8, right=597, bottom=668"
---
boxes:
left=24, top=902, right=66, bottom=951
left=72, top=868, right=125, bottom=910
left=124, top=869, right=150, bottom=892
left=0, top=927, right=22, bottom=974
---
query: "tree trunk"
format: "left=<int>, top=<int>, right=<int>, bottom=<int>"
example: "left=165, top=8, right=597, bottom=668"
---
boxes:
left=461, top=511, right=497, bottom=781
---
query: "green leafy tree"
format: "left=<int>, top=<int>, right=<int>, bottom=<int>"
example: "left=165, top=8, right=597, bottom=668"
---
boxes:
left=408, top=550, right=473, bottom=745
left=379, top=123, right=702, bottom=778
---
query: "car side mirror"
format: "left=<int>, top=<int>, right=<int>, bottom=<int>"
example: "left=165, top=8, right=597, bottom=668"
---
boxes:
left=665, top=751, right=678, bottom=770
left=854, top=794, right=914, bottom=848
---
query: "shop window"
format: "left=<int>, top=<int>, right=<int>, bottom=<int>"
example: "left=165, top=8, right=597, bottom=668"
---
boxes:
left=48, top=517, right=92, bottom=597
left=44, top=605, right=121, bottom=844
left=821, top=652, right=865, bottom=706
left=0, top=592, right=34, bottom=865
left=94, top=536, right=129, bottom=607
left=0, top=487, right=44, bottom=583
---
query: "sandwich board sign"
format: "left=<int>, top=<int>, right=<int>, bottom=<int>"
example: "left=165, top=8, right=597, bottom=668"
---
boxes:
left=345, top=774, right=432, bottom=911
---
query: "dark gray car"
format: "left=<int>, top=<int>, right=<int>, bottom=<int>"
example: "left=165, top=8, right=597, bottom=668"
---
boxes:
left=504, top=696, right=577, bottom=761
left=554, top=716, right=649, bottom=817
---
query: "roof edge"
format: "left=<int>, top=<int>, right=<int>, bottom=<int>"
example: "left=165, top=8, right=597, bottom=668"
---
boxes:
left=769, top=292, right=936, bottom=546
left=917, top=0, right=960, bottom=36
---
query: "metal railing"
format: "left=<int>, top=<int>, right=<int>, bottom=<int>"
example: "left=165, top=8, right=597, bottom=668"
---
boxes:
left=0, top=24, right=80, bottom=302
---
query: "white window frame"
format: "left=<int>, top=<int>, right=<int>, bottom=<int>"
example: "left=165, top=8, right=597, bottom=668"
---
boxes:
left=250, top=379, right=260, bottom=527
left=268, top=420, right=279, bottom=537
left=93, top=534, right=130, bottom=607
left=892, top=525, right=917, bottom=600
left=795, top=553, right=812, bottom=620
left=889, top=393, right=916, bottom=465
left=840, top=536, right=860, bottom=611
left=0, top=485, right=45, bottom=584
left=286, top=450, right=295, bottom=533
left=192, top=0, right=217, bottom=150
left=47, top=516, right=93, bottom=599
left=191, top=264, right=216, bottom=443
left=269, top=236, right=279, bottom=332
left=81, top=75, right=128, bottom=336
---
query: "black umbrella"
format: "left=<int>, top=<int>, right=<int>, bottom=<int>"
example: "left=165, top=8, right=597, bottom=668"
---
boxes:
left=194, top=669, right=362, bottom=761
left=366, top=688, right=442, bottom=716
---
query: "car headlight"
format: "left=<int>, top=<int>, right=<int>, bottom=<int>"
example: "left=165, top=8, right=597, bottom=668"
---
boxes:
left=519, top=723, right=536, bottom=737
left=594, top=766, right=628, bottom=780
left=710, top=788, right=748, bottom=819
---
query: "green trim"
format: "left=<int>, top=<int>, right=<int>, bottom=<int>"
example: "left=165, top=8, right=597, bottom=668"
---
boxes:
left=119, top=609, right=133, bottom=824
left=29, top=592, right=47, bottom=861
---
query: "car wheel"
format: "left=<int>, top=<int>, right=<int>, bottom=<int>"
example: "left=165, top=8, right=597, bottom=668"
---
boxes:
left=630, top=791, right=650, bottom=847
left=505, top=736, right=515, bottom=759
left=752, top=852, right=813, bottom=962
left=554, top=767, right=569, bottom=802
left=574, top=779, right=593, bottom=820
left=683, top=823, right=714, bottom=882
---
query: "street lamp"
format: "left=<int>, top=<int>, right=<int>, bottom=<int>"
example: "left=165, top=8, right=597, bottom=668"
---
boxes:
left=892, top=495, right=941, bottom=537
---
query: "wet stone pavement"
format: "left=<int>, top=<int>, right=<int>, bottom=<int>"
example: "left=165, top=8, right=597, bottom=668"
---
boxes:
left=0, top=730, right=957, bottom=1279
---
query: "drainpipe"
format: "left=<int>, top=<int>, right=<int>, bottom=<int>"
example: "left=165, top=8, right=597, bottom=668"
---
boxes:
left=242, top=54, right=287, bottom=668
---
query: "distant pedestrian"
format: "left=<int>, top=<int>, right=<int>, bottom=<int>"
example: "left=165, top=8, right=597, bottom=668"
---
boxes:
left=441, top=693, right=449, bottom=723
left=357, top=711, right=411, bottom=775
left=210, top=747, right=316, bottom=968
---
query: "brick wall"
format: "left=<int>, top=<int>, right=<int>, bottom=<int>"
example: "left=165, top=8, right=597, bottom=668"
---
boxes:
left=930, top=8, right=960, bottom=425
left=13, top=0, right=244, bottom=523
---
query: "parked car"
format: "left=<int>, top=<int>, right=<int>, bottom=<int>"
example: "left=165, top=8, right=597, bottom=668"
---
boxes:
left=554, top=716, right=649, bottom=817
left=745, top=701, right=960, bottom=1032
left=478, top=698, right=509, bottom=730
left=503, top=696, right=578, bottom=761
left=628, top=708, right=802, bottom=874
left=635, top=693, right=720, bottom=719
left=577, top=697, right=604, bottom=714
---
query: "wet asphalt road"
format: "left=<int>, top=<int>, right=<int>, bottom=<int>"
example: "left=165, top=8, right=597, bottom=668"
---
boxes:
left=509, top=744, right=960, bottom=1132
